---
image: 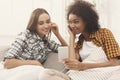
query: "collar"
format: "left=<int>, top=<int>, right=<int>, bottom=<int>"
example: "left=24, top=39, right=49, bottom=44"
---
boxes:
left=34, top=32, right=48, bottom=42
left=76, top=28, right=103, bottom=49
left=78, top=30, right=99, bottom=43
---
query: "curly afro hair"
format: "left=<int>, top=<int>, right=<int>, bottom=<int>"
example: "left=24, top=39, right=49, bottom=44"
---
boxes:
left=67, top=0, right=100, bottom=34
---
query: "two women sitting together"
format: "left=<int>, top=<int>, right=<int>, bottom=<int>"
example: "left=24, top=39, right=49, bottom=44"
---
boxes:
left=1, top=1, right=120, bottom=80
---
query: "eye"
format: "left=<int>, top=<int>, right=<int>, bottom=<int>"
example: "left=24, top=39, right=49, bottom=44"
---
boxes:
left=73, top=20, right=79, bottom=24
left=46, top=19, right=51, bottom=23
left=68, top=21, right=72, bottom=24
left=38, top=21, right=44, bottom=25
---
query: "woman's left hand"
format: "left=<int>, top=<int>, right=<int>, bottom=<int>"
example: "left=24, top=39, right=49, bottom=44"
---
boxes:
left=51, top=22, right=60, bottom=36
left=63, top=58, right=86, bottom=71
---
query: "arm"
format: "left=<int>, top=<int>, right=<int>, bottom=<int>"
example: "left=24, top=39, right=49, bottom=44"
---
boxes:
left=67, top=25, right=78, bottom=59
left=64, top=28, right=120, bottom=70
left=64, top=58, right=119, bottom=71
left=4, top=59, right=42, bottom=69
left=55, top=32, right=67, bottom=46
left=64, top=41, right=119, bottom=70
left=83, top=58, right=119, bottom=69
left=84, top=29, right=120, bottom=69
left=69, top=35, right=76, bottom=59
left=51, top=23, right=67, bottom=46
left=4, top=31, right=43, bottom=69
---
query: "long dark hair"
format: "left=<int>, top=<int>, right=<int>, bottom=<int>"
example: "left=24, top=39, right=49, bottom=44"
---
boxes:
left=67, top=0, right=100, bottom=34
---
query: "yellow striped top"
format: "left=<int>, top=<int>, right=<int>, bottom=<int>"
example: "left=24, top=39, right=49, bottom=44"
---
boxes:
left=75, top=28, right=120, bottom=59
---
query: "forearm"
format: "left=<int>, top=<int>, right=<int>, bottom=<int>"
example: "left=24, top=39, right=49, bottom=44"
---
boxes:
left=4, top=59, right=42, bottom=69
left=83, top=59, right=119, bottom=70
left=55, top=33, right=67, bottom=46
left=69, top=36, right=76, bottom=59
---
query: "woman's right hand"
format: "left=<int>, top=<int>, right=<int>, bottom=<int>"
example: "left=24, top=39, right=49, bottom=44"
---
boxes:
left=67, top=25, right=75, bottom=38
left=63, top=58, right=86, bottom=71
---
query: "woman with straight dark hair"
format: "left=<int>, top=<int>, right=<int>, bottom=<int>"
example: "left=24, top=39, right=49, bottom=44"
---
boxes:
left=63, top=1, right=120, bottom=80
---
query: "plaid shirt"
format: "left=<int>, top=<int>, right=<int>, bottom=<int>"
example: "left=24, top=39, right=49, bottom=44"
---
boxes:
left=4, top=30, right=59, bottom=63
left=76, top=28, right=120, bottom=59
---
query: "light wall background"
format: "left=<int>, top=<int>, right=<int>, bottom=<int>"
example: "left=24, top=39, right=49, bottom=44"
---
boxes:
left=0, top=0, right=120, bottom=46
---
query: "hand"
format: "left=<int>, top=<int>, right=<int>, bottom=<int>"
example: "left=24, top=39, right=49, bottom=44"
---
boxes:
left=63, top=58, right=86, bottom=71
left=51, top=22, right=60, bottom=36
left=67, top=25, right=75, bottom=37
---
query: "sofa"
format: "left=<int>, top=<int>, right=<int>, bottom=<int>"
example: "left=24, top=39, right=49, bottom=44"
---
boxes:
left=0, top=35, right=65, bottom=71
left=0, top=36, right=120, bottom=80
left=0, top=46, right=64, bottom=71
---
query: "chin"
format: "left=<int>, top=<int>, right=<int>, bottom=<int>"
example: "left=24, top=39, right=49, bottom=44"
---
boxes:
left=43, top=32, right=49, bottom=35
left=73, top=32, right=79, bottom=35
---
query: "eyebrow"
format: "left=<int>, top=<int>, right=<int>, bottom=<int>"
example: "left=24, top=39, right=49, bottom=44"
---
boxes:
left=38, top=19, right=50, bottom=22
left=69, top=19, right=79, bottom=21
left=46, top=19, right=50, bottom=21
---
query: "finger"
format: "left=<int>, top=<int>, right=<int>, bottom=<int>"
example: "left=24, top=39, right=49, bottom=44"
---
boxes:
left=67, top=25, right=70, bottom=28
left=64, top=62, right=80, bottom=70
left=65, top=65, right=77, bottom=70
left=65, top=62, right=77, bottom=67
left=63, top=58, right=69, bottom=61
left=64, top=61, right=77, bottom=66
left=64, top=64, right=73, bottom=69
left=50, top=23, right=54, bottom=27
left=64, top=59, right=77, bottom=64
left=63, top=58, right=70, bottom=63
left=51, top=23, right=56, bottom=26
left=66, top=59, right=78, bottom=63
left=67, top=25, right=72, bottom=31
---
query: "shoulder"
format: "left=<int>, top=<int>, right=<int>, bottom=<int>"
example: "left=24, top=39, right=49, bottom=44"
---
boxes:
left=16, top=29, right=34, bottom=40
left=97, top=28, right=112, bottom=34
left=96, top=28, right=116, bottom=43
left=18, top=29, right=31, bottom=36
left=93, top=28, right=113, bottom=38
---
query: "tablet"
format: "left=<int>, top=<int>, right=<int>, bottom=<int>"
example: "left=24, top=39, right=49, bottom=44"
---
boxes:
left=58, top=46, right=68, bottom=62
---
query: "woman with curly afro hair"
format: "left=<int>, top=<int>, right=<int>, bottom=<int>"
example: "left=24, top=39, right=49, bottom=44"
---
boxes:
left=63, top=0, right=120, bottom=80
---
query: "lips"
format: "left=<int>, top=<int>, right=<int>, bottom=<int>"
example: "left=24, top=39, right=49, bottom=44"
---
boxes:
left=72, top=28, right=77, bottom=31
left=43, top=29, right=49, bottom=33
left=44, top=30, right=48, bottom=32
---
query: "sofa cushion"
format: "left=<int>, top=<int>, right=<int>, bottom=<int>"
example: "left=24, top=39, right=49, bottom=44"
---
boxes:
left=0, top=46, right=9, bottom=61
left=43, top=52, right=64, bottom=71
left=0, top=47, right=64, bottom=71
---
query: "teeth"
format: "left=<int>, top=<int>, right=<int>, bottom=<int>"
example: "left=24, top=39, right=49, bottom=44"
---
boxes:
left=73, top=28, right=77, bottom=30
left=44, top=30, right=48, bottom=31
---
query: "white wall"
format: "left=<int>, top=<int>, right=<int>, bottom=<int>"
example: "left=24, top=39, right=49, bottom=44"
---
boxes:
left=0, top=0, right=120, bottom=46
left=108, top=0, right=120, bottom=44
left=85, top=0, right=120, bottom=45
left=0, top=0, right=66, bottom=35
left=0, top=0, right=73, bottom=46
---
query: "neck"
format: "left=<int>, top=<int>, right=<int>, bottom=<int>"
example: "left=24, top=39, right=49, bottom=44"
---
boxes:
left=37, top=33, right=45, bottom=39
left=82, top=32, right=90, bottom=41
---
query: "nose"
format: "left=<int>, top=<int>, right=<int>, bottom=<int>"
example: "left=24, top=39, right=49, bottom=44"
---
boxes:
left=44, top=23, right=49, bottom=28
left=70, top=23, right=75, bottom=28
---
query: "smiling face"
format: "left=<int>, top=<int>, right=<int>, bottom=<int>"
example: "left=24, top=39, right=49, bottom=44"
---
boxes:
left=68, top=14, right=86, bottom=35
left=36, top=13, right=51, bottom=38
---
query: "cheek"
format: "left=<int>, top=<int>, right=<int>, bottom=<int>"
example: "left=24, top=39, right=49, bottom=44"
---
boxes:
left=36, top=25, right=51, bottom=34
left=36, top=25, right=43, bottom=32
left=77, top=22, right=85, bottom=32
left=36, top=25, right=42, bottom=29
